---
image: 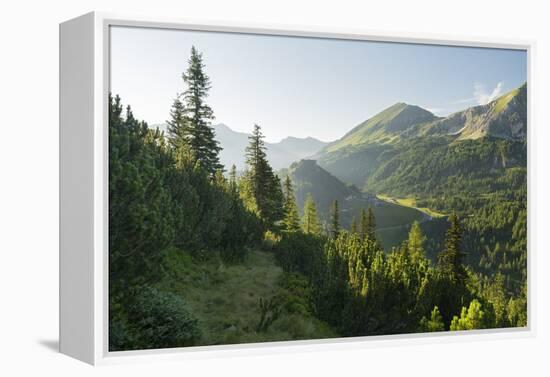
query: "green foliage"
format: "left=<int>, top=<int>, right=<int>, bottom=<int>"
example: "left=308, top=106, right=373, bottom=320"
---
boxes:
left=507, top=285, right=528, bottom=328
left=350, top=217, right=358, bottom=234
left=166, top=97, right=187, bottom=148
left=257, top=297, right=282, bottom=332
left=240, top=124, right=285, bottom=231
left=438, top=213, right=467, bottom=282
left=262, top=230, right=281, bottom=251
left=275, top=231, right=325, bottom=277
left=361, top=207, right=377, bottom=241
left=167, top=46, right=222, bottom=176
left=276, top=212, right=447, bottom=336
left=282, top=176, right=301, bottom=233
left=419, top=306, right=445, bottom=332
left=110, top=284, right=201, bottom=351
left=329, top=200, right=340, bottom=238
left=109, top=96, right=175, bottom=293
left=408, top=220, right=426, bottom=264
left=109, top=94, right=261, bottom=350
left=302, top=193, right=322, bottom=235
left=127, top=286, right=200, bottom=349
left=450, top=299, right=486, bottom=331
left=109, top=45, right=527, bottom=349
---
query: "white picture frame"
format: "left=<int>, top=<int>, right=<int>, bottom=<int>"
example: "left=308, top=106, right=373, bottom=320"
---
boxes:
left=59, top=11, right=535, bottom=365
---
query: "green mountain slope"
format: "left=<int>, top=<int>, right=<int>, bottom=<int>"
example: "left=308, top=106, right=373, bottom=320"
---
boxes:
left=280, top=160, right=424, bottom=237
left=323, top=103, right=438, bottom=152
left=317, top=83, right=527, bottom=189
left=312, top=84, right=527, bottom=286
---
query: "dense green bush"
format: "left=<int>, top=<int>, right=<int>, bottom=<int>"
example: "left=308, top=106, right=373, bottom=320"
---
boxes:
left=127, top=286, right=200, bottom=350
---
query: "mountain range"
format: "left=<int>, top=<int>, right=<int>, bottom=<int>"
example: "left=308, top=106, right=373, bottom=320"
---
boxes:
left=152, top=123, right=328, bottom=170
left=315, top=83, right=527, bottom=188
left=321, top=83, right=526, bottom=154
left=214, top=123, right=328, bottom=171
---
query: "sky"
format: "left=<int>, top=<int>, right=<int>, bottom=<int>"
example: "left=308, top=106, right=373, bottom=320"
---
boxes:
left=110, top=26, right=527, bottom=143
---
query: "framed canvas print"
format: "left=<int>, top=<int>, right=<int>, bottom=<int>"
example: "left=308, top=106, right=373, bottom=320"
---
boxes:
left=59, top=12, right=533, bottom=365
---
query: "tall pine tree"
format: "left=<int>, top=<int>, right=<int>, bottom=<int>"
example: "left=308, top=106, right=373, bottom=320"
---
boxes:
left=330, top=200, right=340, bottom=238
left=302, top=193, right=321, bottom=235
left=282, top=175, right=301, bottom=233
left=438, top=212, right=467, bottom=282
left=407, top=221, right=426, bottom=264
left=350, top=217, right=358, bottom=234
left=359, top=207, right=377, bottom=241
left=166, top=97, right=189, bottom=149
left=167, top=46, right=222, bottom=176
left=241, top=124, right=284, bottom=230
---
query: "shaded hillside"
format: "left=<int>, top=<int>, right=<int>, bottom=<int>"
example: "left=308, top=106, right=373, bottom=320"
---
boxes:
left=280, top=160, right=424, bottom=233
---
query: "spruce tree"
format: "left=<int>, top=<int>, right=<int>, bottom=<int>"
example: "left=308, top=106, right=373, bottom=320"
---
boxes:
left=282, top=175, right=301, bottom=232
left=228, top=164, right=238, bottom=195
left=359, top=208, right=368, bottom=239
left=330, top=200, right=340, bottom=238
left=450, top=299, right=486, bottom=331
left=302, top=193, right=321, bottom=235
left=366, top=207, right=376, bottom=240
left=166, top=97, right=189, bottom=149
left=437, top=212, right=467, bottom=281
left=351, top=217, right=358, bottom=234
left=359, top=207, right=377, bottom=242
left=419, top=306, right=445, bottom=332
left=168, top=46, right=222, bottom=176
left=407, top=221, right=426, bottom=263
left=241, top=124, right=284, bottom=230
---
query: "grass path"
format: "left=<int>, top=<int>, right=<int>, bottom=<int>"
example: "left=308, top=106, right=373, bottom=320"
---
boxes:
left=157, top=248, right=336, bottom=346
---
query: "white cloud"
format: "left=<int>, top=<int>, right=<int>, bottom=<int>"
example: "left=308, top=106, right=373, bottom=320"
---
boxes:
left=473, top=82, right=504, bottom=105
left=453, top=82, right=505, bottom=106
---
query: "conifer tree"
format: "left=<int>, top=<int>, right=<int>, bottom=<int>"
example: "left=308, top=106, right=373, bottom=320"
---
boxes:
left=407, top=221, right=426, bottom=263
left=168, top=46, right=222, bottom=176
left=330, top=200, right=340, bottom=238
left=359, top=207, right=377, bottom=240
left=450, top=299, right=486, bottom=330
left=228, top=164, right=238, bottom=195
left=438, top=213, right=467, bottom=281
left=359, top=208, right=368, bottom=239
left=241, top=124, right=284, bottom=230
left=282, top=175, right=301, bottom=233
left=366, top=207, right=376, bottom=240
left=419, top=306, right=445, bottom=332
left=351, top=217, right=358, bottom=234
left=166, top=97, right=189, bottom=149
left=302, top=193, right=321, bottom=235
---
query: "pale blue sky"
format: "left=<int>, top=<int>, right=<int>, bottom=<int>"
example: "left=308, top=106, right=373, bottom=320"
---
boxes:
left=110, top=26, right=527, bottom=143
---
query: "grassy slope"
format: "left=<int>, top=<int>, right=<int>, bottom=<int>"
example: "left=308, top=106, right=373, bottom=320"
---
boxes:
left=376, top=194, right=447, bottom=218
left=157, top=248, right=336, bottom=347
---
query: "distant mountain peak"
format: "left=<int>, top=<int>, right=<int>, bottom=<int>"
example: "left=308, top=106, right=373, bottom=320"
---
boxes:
left=323, top=102, right=437, bottom=152
left=322, top=83, right=526, bottom=155
left=425, top=83, right=527, bottom=140
left=209, top=123, right=329, bottom=170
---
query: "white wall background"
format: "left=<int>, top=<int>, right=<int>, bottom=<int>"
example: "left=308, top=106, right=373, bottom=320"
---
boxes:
left=0, top=0, right=548, bottom=375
